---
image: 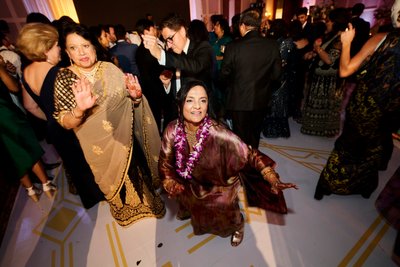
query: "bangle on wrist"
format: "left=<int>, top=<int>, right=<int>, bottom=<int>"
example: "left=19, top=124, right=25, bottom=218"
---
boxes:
left=71, top=108, right=84, bottom=119
left=261, top=167, right=274, bottom=177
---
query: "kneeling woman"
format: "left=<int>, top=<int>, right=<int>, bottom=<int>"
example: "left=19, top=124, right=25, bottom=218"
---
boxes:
left=159, top=79, right=298, bottom=246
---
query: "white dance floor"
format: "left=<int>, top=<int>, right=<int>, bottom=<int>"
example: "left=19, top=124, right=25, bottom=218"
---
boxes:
left=0, top=118, right=398, bottom=267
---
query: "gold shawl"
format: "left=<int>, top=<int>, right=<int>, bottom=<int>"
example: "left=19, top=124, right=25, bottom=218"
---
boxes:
left=53, top=62, right=160, bottom=200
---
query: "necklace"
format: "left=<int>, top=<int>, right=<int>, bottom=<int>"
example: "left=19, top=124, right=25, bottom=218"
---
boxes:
left=74, top=62, right=99, bottom=83
left=174, top=116, right=212, bottom=179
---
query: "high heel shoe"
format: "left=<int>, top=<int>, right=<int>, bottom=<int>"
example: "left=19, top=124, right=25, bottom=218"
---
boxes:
left=26, top=186, right=42, bottom=202
left=43, top=181, right=57, bottom=198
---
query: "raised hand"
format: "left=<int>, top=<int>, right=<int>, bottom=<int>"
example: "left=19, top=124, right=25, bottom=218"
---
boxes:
left=341, top=23, right=355, bottom=46
left=71, top=76, right=97, bottom=112
left=263, top=167, right=299, bottom=194
left=141, top=34, right=162, bottom=60
left=125, top=73, right=142, bottom=99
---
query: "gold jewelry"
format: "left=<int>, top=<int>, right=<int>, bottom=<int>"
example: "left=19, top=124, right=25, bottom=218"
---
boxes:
left=261, top=167, right=275, bottom=177
left=71, top=108, right=84, bottom=119
left=186, top=130, right=197, bottom=151
left=74, top=62, right=99, bottom=83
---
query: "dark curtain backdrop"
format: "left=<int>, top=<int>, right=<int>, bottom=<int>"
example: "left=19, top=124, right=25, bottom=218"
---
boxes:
left=73, top=0, right=190, bottom=30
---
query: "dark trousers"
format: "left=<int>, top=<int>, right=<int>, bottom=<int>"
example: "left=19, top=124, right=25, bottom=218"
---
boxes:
left=230, top=110, right=266, bottom=149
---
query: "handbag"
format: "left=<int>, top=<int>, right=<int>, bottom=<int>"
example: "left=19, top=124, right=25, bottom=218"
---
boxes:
left=239, top=169, right=288, bottom=214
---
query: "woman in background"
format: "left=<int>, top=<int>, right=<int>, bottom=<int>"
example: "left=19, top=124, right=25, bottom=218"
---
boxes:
left=315, top=1, right=400, bottom=199
left=17, top=22, right=104, bottom=208
left=0, top=55, right=56, bottom=202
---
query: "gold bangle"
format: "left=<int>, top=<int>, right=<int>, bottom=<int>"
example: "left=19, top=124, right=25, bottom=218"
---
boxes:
left=71, top=108, right=84, bottom=119
left=261, top=167, right=274, bottom=177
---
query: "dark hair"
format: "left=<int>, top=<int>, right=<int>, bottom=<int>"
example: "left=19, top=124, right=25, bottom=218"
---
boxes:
left=352, top=3, right=365, bottom=16
left=63, top=23, right=111, bottom=62
left=176, top=79, right=215, bottom=122
left=26, top=12, right=51, bottom=24
left=267, top=19, right=288, bottom=39
left=288, top=20, right=303, bottom=40
left=240, top=9, right=261, bottom=28
left=329, top=7, right=350, bottom=34
left=296, top=7, right=308, bottom=17
left=135, top=18, right=155, bottom=35
left=188, top=19, right=209, bottom=43
left=159, top=13, right=186, bottom=32
left=214, top=17, right=231, bottom=37
left=114, top=24, right=126, bottom=40
left=231, top=14, right=241, bottom=39
left=0, top=20, right=10, bottom=34
left=210, top=14, right=223, bottom=26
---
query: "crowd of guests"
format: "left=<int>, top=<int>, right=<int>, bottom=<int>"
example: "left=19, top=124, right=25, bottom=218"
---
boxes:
left=0, top=1, right=399, bottom=256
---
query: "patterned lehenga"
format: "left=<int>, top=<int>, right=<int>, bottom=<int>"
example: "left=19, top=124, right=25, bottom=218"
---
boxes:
left=301, top=35, right=343, bottom=137
left=263, top=37, right=296, bottom=138
left=315, top=30, right=400, bottom=198
left=54, top=61, right=165, bottom=226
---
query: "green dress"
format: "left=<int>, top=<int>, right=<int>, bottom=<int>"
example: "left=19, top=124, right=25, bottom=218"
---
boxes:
left=0, top=81, right=43, bottom=179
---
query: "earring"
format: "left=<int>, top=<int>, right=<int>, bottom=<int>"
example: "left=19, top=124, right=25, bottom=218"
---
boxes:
left=69, top=58, right=74, bottom=66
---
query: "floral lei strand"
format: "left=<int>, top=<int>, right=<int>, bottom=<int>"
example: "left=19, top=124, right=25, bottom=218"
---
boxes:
left=174, top=116, right=212, bottom=179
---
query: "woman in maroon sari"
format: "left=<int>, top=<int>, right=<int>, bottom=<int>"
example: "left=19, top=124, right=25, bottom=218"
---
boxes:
left=158, top=79, right=297, bottom=247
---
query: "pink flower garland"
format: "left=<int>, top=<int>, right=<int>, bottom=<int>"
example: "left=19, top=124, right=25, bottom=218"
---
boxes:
left=174, top=116, right=212, bottom=179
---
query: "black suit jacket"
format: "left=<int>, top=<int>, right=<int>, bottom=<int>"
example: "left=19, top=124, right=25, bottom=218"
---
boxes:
left=165, top=40, right=214, bottom=90
left=220, top=30, right=282, bottom=111
left=136, top=44, right=165, bottom=102
left=110, top=41, right=139, bottom=75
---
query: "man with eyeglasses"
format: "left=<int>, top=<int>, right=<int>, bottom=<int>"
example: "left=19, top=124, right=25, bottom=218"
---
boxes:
left=142, top=14, right=214, bottom=114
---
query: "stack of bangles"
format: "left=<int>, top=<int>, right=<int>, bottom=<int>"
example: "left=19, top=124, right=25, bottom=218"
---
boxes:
left=261, top=167, right=280, bottom=187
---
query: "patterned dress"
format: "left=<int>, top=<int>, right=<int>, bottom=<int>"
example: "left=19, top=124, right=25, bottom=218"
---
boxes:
left=301, top=35, right=343, bottom=137
left=263, top=37, right=296, bottom=138
left=316, top=30, right=400, bottom=198
left=53, top=61, right=165, bottom=226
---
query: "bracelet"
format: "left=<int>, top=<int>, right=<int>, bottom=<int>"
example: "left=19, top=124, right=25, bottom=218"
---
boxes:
left=71, top=108, right=84, bottom=119
left=261, top=167, right=275, bottom=177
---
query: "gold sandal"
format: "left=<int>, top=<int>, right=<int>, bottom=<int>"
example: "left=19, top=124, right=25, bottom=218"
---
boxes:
left=230, top=228, right=244, bottom=247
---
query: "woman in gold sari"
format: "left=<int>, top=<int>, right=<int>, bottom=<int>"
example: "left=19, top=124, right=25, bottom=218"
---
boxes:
left=53, top=23, right=165, bottom=226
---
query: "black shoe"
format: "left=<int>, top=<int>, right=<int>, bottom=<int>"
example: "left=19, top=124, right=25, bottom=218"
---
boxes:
left=44, top=162, right=62, bottom=170
left=176, top=209, right=191, bottom=221
left=361, top=191, right=372, bottom=199
left=314, top=190, right=324, bottom=200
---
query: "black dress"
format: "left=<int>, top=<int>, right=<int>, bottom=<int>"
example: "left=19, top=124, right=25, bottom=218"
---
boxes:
left=22, top=66, right=104, bottom=208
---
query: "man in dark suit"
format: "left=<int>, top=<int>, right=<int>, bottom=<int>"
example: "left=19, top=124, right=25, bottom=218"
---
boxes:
left=220, top=9, right=281, bottom=149
left=110, top=24, right=139, bottom=76
left=142, top=14, right=214, bottom=110
left=135, top=19, right=169, bottom=132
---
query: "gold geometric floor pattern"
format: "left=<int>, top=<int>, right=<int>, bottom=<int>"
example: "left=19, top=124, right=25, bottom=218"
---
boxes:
left=0, top=122, right=398, bottom=267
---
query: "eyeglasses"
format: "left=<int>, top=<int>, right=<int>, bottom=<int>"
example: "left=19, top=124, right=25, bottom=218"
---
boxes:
left=164, top=31, right=177, bottom=44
